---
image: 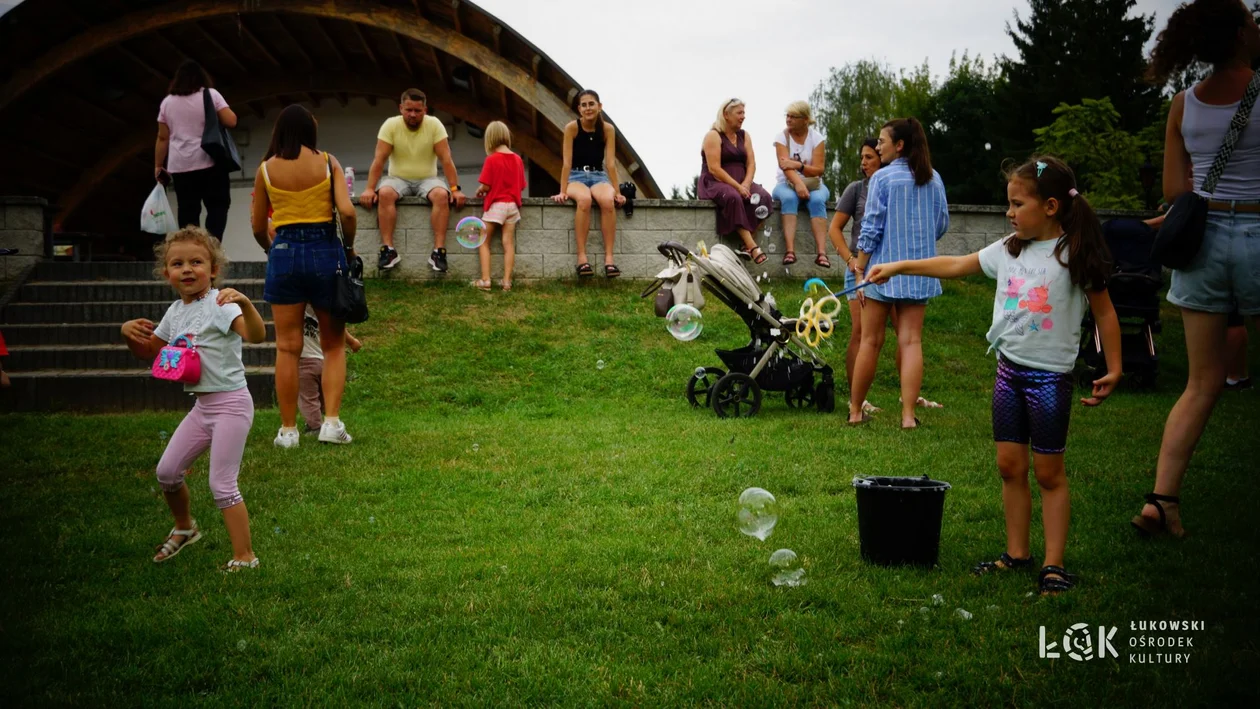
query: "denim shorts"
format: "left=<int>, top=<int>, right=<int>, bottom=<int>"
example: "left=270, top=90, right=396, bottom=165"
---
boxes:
left=568, top=169, right=610, bottom=188
left=772, top=181, right=830, bottom=219
left=264, top=222, right=347, bottom=312
left=1167, top=209, right=1260, bottom=315
left=844, top=267, right=859, bottom=301
left=864, top=288, right=929, bottom=306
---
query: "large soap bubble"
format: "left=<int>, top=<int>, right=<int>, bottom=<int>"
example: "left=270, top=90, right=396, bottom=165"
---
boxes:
left=754, top=205, right=770, bottom=220
left=455, top=216, right=488, bottom=249
left=749, top=193, right=761, bottom=205
left=666, top=304, right=703, bottom=342
left=737, top=487, right=778, bottom=541
left=769, top=548, right=807, bottom=587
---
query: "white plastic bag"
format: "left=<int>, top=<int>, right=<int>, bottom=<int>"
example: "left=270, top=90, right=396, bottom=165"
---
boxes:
left=141, top=184, right=178, bottom=235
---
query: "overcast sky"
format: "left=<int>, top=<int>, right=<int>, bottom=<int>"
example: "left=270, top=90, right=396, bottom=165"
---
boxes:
left=478, top=0, right=1184, bottom=194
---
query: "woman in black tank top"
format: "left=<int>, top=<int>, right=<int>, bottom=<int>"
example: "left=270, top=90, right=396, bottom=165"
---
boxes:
left=551, top=89, right=627, bottom=278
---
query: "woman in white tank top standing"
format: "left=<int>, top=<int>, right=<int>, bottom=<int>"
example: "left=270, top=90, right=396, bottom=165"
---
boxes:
left=1133, top=0, right=1260, bottom=538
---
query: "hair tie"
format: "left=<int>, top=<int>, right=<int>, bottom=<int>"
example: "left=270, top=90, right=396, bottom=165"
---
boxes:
left=1068, top=188, right=1079, bottom=198
left=1035, top=161, right=1047, bottom=178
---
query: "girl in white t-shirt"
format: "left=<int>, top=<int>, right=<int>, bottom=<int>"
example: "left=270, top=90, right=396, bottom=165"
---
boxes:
left=121, top=226, right=268, bottom=572
left=866, top=156, right=1122, bottom=596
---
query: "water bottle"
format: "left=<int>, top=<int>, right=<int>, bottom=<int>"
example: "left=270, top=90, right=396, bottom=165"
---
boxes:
left=345, top=167, right=355, bottom=197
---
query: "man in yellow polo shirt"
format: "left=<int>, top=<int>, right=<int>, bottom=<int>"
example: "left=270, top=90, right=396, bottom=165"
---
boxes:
left=360, top=88, right=466, bottom=272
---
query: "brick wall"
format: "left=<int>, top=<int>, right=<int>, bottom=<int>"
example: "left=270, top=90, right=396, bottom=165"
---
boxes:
left=350, top=199, right=1154, bottom=280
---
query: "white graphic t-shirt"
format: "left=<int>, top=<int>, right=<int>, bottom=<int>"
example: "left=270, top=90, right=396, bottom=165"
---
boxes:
left=153, top=288, right=246, bottom=392
left=301, top=305, right=323, bottom=360
left=978, top=235, right=1090, bottom=373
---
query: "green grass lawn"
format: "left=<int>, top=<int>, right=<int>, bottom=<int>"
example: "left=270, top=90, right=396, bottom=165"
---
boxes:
left=2, top=277, right=1257, bottom=707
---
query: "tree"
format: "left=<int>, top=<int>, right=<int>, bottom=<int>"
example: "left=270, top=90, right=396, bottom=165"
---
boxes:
left=997, top=0, right=1160, bottom=159
left=1033, top=96, right=1167, bottom=209
left=924, top=53, right=1006, bottom=204
left=810, top=60, right=937, bottom=195
left=669, top=176, right=698, bottom=200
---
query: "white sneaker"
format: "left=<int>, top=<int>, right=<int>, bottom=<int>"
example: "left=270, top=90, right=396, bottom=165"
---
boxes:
left=318, top=420, right=353, bottom=444
left=273, top=428, right=300, bottom=449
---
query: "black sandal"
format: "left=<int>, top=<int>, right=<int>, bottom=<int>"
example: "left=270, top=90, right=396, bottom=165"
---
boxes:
left=604, top=264, right=621, bottom=279
left=1131, top=492, right=1185, bottom=538
left=1038, top=565, right=1078, bottom=595
left=972, top=552, right=1034, bottom=576
left=576, top=262, right=594, bottom=278
left=901, top=416, right=922, bottom=430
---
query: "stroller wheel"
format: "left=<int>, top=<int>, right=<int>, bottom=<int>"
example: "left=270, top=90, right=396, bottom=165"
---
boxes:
left=712, top=373, right=763, bottom=419
left=785, top=381, right=815, bottom=409
left=815, top=378, right=836, bottom=413
left=686, top=367, right=726, bottom=409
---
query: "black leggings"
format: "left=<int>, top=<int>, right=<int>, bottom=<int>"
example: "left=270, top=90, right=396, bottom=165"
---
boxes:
left=172, top=165, right=231, bottom=238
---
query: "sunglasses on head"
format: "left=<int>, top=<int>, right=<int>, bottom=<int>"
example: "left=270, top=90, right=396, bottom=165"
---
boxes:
left=725, top=98, right=742, bottom=110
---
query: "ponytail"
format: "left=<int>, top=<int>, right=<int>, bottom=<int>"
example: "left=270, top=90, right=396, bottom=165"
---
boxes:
left=1005, top=156, right=1112, bottom=290
left=883, top=117, right=933, bottom=186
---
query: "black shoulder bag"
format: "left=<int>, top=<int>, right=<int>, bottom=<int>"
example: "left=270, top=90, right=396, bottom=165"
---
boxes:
left=1153, top=73, right=1260, bottom=269
left=200, top=88, right=242, bottom=173
left=327, top=153, right=369, bottom=323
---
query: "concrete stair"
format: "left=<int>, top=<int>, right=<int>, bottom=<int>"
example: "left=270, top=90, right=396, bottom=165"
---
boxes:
left=1, top=261, right=275, bottom=413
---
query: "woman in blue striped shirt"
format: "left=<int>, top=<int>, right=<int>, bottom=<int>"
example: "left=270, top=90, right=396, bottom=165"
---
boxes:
left=849, top=118, right=950, bottom=428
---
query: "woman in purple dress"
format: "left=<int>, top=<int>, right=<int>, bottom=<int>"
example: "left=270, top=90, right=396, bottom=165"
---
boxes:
left=698, top=99, right=773, bottom=264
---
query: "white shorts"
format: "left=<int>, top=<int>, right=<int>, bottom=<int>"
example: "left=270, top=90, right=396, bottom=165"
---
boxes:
left=378, top=176, right=448, bottom=200
left=483, top=201, right=521, bottom=225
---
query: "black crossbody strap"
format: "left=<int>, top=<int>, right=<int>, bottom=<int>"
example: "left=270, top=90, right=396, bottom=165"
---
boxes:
left=1203, top=71, right=1260, bottom=195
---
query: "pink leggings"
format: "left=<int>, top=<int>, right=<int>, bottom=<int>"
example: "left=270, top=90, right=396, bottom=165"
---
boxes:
left=156, top=387, right=255, bottom=509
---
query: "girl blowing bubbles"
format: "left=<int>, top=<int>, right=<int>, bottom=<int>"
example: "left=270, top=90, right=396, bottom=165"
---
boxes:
left=121, top=227, right=268, bottom=572
left=866, top=157, right=1122, bottom=595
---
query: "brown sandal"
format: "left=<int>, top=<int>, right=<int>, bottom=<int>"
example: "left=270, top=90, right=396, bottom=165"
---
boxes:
left=815, top=254, right=831, bottom=268
left=782, top=251, right=797, bottom=266
left=1131, top=493, right=1185, bottom=538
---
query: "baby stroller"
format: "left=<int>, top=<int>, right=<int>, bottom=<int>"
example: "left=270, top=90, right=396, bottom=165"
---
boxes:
left=1078, top=218, right=1162, bottom=388
left=642, top=241, right=837, bottom=418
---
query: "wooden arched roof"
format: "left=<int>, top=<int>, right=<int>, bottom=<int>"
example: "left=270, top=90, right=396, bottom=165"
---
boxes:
left=0, top=0, right=663, bottom=232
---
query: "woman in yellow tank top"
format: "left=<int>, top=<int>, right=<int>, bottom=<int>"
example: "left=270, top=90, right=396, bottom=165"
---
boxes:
left=251, top=104, right=357, bottom=448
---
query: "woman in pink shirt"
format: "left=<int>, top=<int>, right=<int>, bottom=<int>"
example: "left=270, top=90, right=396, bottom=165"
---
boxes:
left=155, top=61, right=237, bottom=239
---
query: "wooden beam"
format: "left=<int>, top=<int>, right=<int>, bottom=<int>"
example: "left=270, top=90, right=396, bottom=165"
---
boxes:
left=315, top=18, right=351, bottom=71
left=149, top=30, right=192, bottom=67
left=351, top=23, right=381, bottom=73
left=389, top=32, right=415, bottom=77
left=366, top=94, right=377, bottom=107
left=0, top=137, right=82, bottom=172
left=114, top=43, right=168, bottom=81
left=532, top=107, right=541, bottom=138
left=309, top=92, right=322, bottom=108
left=491, top=24, right=502, bottom=54
left=236, top=17, right=282, bottom=68
left=246, top=100, right=265, bottom=119
left=335, top=92, right=349, bottom=108
left=273, top=14, right=316, bottom=69
left=55, top=88, right=129, bottom=127
left=500, top=82, right=509, bottom=118
left=531, top=53, right=542, bottom=79
left=429, top=47, right=447, bottom=87
left=450, top=0, right=462, bottom=33
left=193, top=22, right=248, bottom=75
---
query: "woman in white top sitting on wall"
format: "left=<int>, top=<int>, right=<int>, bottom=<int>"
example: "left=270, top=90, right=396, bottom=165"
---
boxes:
left=772, top=101, right=830, bottom=267
left=1132, top=0, right=1260, bottom=539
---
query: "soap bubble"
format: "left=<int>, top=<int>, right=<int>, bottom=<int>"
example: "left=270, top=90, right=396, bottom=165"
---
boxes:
left=694, top=366, right=706, bottom=378
left=986, top=605, right=998, bottom=612
left=737, top=487, right=778, bottom=541
left=273, top=526, right=283, bottom=535
left=763, top=227, right=772, bottom=238
left=984, top=142, right=992, bottom=151
left=754, top=205, right=770, bottom=220
left=955, top=608, right=973, bottom=620
left=768, top=243, right=777, bottom=253
left=769, top=549, right=807, bottom=587
left=159, top=430, right=168, bottom=442
left=919, top=606, right=929, bottom=614
left=236, top=640, right=247, bottom=651
left=472, top=443, right=480, bottom=452
left=369, top=516, right=375, bottom=524
left=932, top=593, right=945, bottom=606
left=596, top=359, right=605, bottom=370
left=455, top=216, right=488, bottom=249
left=666, top=304, right=703, bottom=342
left=749, top=193, right=761, bottom=205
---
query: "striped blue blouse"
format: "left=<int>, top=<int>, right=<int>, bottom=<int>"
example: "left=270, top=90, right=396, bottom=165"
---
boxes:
left=857, top=158, right=950, bottom=301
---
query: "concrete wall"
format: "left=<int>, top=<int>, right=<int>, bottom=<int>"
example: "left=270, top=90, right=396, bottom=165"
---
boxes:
left=338, top=199, right=1152, bottom=281
left=0, top=197, right=46, bottom=300
left=176, top=97, right=546, bottom=265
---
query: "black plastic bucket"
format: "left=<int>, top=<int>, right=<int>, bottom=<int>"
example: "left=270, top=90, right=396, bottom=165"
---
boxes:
left=852, top=475, right=951, bottom=567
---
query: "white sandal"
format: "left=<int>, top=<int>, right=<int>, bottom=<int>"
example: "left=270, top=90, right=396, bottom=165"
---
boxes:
left=153, top=520, right=202, bottom=563
left=221, top=558, right=260, bottom=573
